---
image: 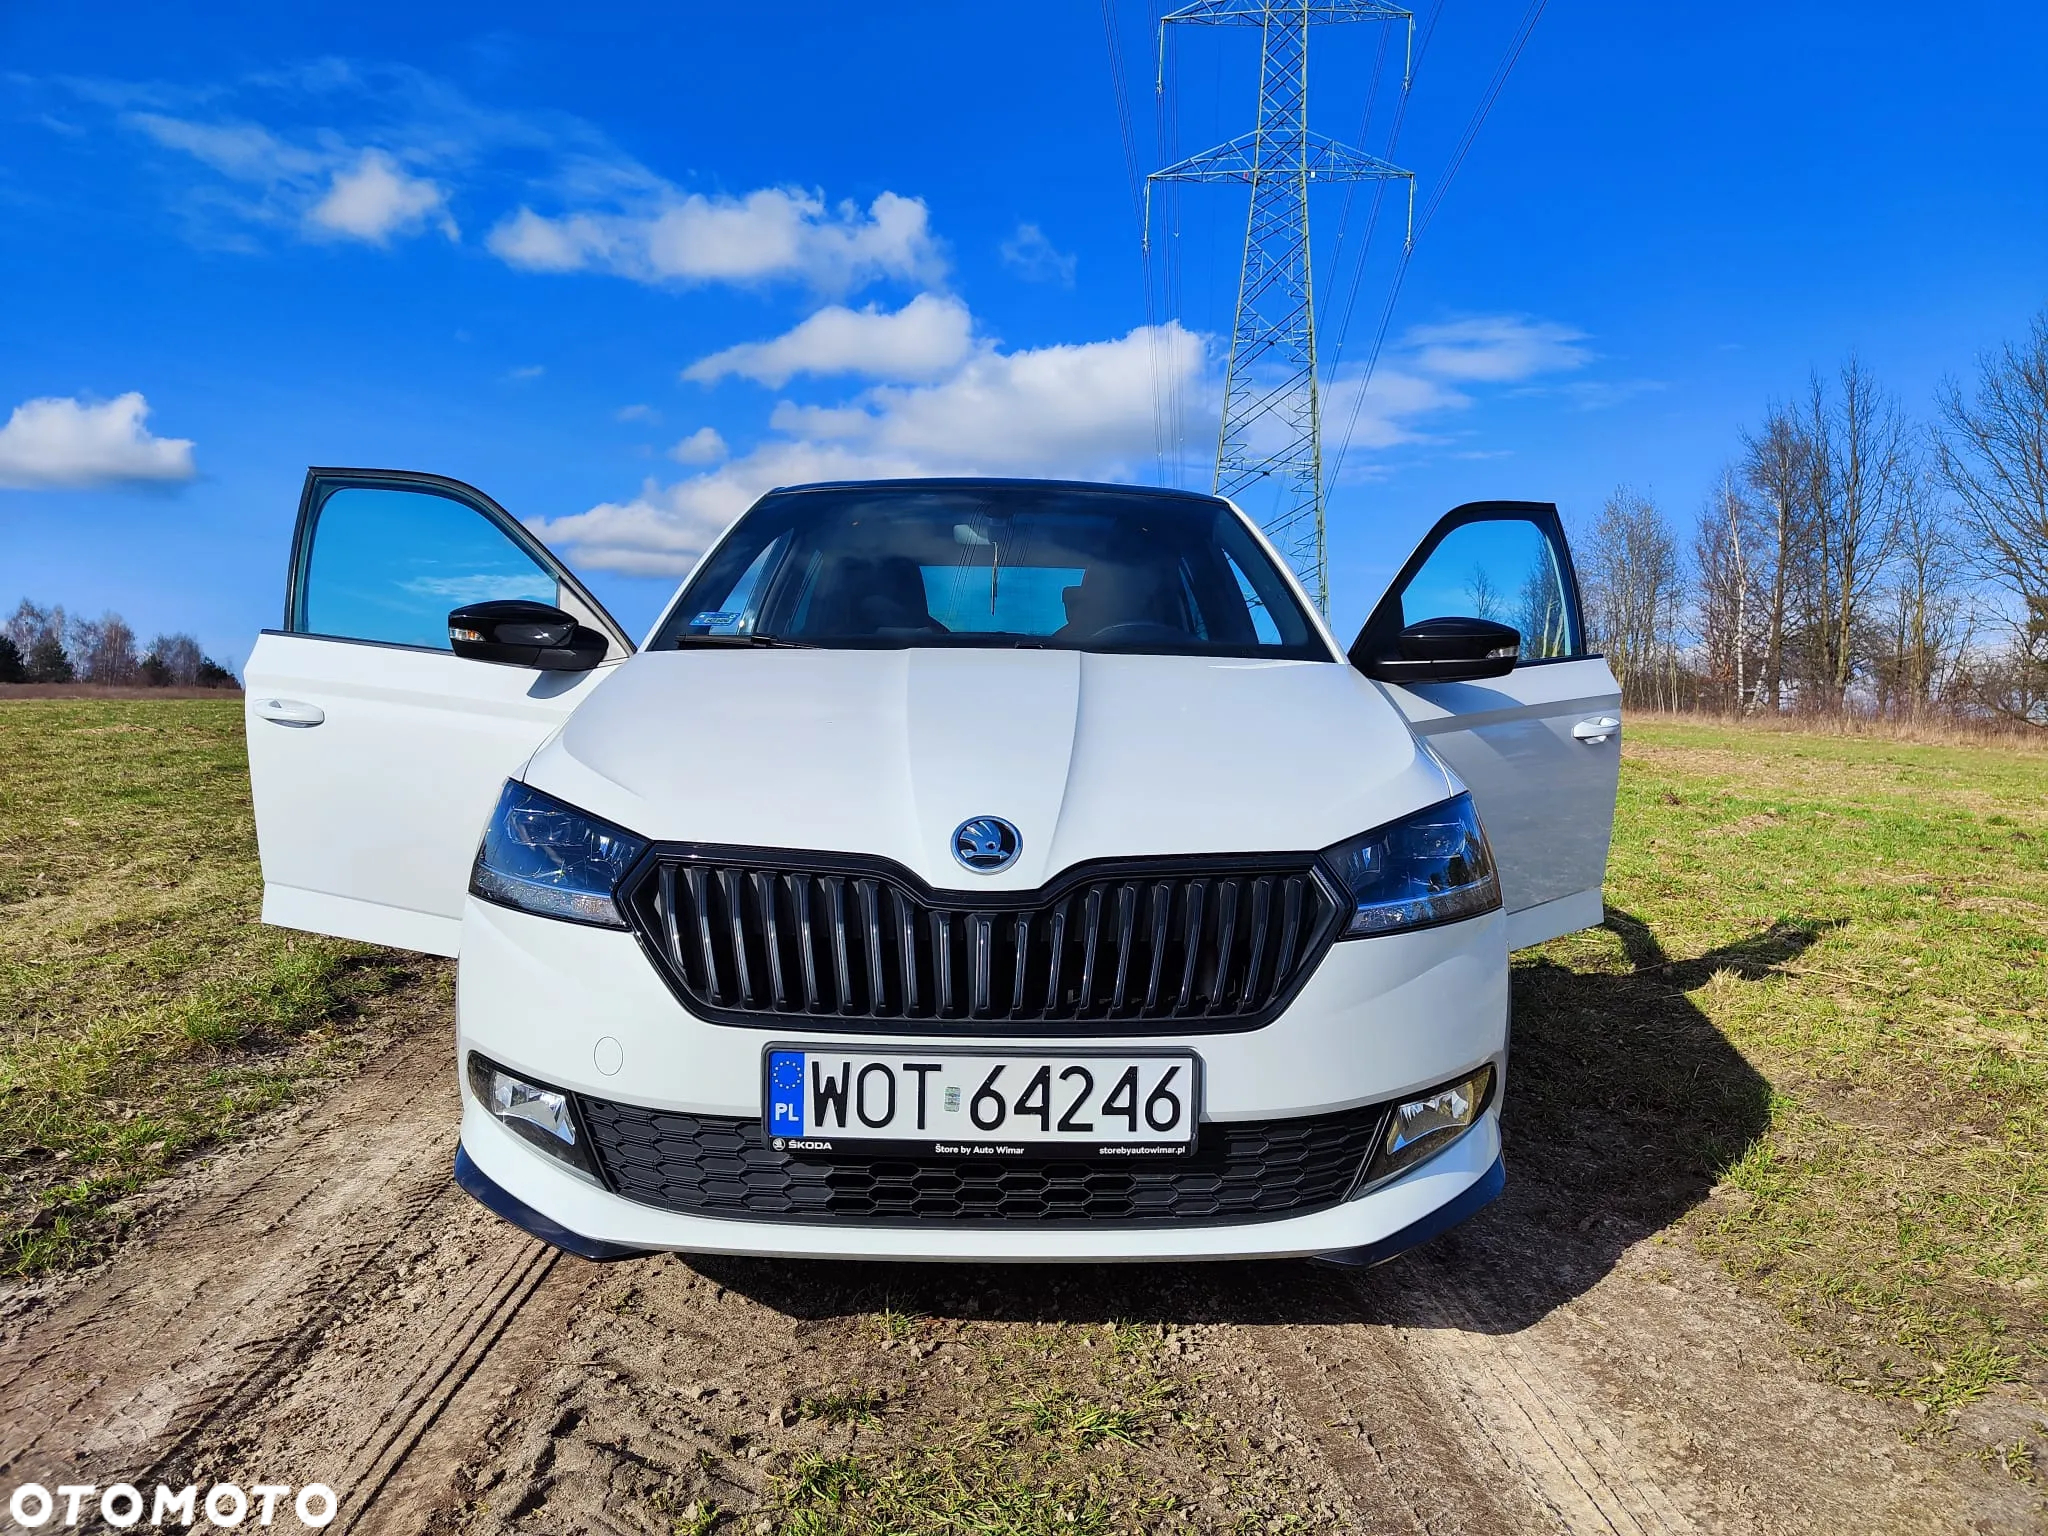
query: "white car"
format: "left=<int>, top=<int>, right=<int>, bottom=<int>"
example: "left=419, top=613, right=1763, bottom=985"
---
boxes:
left=245, top=472, right=1620, bottom=1265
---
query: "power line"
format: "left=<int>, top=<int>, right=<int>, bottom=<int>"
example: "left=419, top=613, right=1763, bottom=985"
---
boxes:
left=1326, top=0, right=1547, bottom=492
left=1148, top=0, right=1415, bottom=614
left=1100, top=0, right=1170, bottom=483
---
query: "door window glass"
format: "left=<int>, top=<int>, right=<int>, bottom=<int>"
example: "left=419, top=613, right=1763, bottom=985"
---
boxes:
left=1397, top=518, right=1577, bottom=660
left=301, top=486, right=558, bottom=649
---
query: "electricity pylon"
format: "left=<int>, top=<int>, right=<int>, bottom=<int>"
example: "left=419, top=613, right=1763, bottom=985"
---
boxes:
left=1148, top=0, right=1413, bottom=614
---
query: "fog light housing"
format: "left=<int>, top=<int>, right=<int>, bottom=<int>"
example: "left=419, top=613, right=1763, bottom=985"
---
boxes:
left=466, top=1053, right=601, bottom=1185
left=1359, top=1065, right=1495, bottom=1190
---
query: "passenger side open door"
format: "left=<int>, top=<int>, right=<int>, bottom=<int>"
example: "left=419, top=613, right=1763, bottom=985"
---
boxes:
left=1352, top=502, right=1620, bottom=949
left=243, top=469, right=633, bottom=957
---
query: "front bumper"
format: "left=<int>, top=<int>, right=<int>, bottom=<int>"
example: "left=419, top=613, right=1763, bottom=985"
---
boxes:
left=454, top=894, right=1509, bottom=1261
left=458, top=1094, right=1504, bottom=1262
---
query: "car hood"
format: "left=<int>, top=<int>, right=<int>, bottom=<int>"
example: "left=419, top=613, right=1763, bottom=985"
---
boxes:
left=526, top=648, right=1454, bottom=892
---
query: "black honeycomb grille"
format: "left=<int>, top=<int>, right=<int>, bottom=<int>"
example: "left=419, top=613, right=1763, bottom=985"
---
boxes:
left=577, top=1095, right=1387, bottom=1226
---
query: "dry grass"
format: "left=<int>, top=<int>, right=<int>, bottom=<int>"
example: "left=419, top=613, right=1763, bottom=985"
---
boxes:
left=0, top=698, right=442, bottom=1278
left=1627, top=705, right=2048, bottom=751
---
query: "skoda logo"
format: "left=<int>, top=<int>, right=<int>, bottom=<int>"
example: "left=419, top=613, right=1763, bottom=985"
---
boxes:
left=952, top=816, right=1022, bottom=873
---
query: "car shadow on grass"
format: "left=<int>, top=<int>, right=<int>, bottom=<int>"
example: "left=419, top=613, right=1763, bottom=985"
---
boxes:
left=690, top=909, right=1822, bottom=1335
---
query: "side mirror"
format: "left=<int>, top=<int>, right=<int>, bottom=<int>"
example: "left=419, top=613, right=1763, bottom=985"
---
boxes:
left=448, top=600, right=607, bottom=672
left=1359, top=616, right=1520, bottom=684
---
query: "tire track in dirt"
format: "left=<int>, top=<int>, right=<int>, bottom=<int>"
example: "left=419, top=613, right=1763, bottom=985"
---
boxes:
left=1231, top=1216, right=2041, bottom=1536
left=0, top=1029, right=583, bottom=1535
left=6, top=1023, right=2042, bottom=1535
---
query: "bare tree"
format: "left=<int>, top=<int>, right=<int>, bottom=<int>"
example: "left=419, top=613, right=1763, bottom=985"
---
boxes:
left=69, top=612, right=140, bottom=685
left=1582, top=486, right=1683, bottom=708
left=1787, top=362, right=1911, bottom=707
left=1741, top=405, right=1813, bottom=711
left=1693, top=469, right=1769, bottom=712
left=1872, top=463, right=1967, bottom=717
left=142, top=633, right=206, bottom=687
left=7, top=600, right=72, bottom=683
left=1937, top=308, right=2048, bottom=724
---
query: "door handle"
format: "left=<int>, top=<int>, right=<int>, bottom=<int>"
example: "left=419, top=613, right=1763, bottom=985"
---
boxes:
left=253, top=698, right=325, bottom=729
left=1572, top=715, right=1620, bottom=744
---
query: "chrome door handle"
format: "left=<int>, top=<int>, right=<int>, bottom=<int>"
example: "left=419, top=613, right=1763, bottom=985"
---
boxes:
left=253, top=698, right=325, bottom=728
left=1572, top=715, right=1620, bottom=744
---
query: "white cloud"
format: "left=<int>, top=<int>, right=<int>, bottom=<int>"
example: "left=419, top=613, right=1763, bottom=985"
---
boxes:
left=683, top=293, right=973, bottom=387
left=126, top=110, right=457, bottom=248
left=669, top=427, right=728, bottom=464
left=0, top=393, right=196, bottom=489
left=1401, top=316, right=1590, bottom=383
left=533, top=321, right=1205, bottom=576
left=128, top=113, right=324, bottom=181
left=508, top=364, right=545, bottom=380
left=487, top=189, right=943, bottom=291
left=616, top=403, right=659, bottom=423
left=307, top=149, right=457, bottom=242
left=1000, top=222, right=1076, bottom=287
left=1316, top=314, right=1596, bottom=463
left=532, top=307, right=1595, bottom=575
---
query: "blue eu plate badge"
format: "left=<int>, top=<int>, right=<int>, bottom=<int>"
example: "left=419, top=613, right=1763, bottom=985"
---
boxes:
left=767, top=1050, right=805, bottom=1139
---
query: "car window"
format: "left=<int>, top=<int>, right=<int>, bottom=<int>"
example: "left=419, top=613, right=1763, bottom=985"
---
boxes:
left=300, top=486, right=558, bottom=650
left=1396, top=516, right=1577, bottom=661
left=653, top=484, right=1329, bottom=661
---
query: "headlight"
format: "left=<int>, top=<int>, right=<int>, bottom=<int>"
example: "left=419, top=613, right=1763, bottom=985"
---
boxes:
left=467, top=1053, right=601, bottom=1183
left=1360, top=1064, right=1495, bottom=1189
left=1320, top=793, right=1500, bottom=938
left=469, top=780, right=647, bottom=928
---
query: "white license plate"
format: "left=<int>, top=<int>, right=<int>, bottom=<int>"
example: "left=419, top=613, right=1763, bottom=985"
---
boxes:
left=762, top=1047, right=1200, bottom=1158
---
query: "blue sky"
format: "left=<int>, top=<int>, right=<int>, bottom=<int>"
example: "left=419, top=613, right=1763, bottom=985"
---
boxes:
left=3, top=1, right=2044, bottom=669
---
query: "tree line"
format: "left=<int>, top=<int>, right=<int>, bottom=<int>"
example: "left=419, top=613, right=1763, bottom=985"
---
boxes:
left=1, top=600, right=238, bottom=689
left=1575, top=310, right=2048, bottom=726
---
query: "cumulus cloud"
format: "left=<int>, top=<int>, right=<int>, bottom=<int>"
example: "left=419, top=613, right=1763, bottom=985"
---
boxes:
left=531, top=321, right=1205, bottom=576
left=530, top=307, right=1594, bottom=575
left=1000, top=223, right=1076, bottom=287
left=307, top=149, right=456, bottom=242
left=0, top=393, right=196, bottom=489
left=683, top=294, right=973, bottom=387
left=487, top=189, right=943, bottom=292
left=669, top=427, right=728, bottom=464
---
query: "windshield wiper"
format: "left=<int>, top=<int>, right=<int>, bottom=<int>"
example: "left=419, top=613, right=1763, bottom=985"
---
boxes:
left=672, top=631, right=817, bottom=650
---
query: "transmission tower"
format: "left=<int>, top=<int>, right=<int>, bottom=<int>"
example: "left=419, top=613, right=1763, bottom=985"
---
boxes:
left=1148, top=0, right=1413, bottom=614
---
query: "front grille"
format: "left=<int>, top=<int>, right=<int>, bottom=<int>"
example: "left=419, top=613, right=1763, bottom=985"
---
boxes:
left=578, top=1095, right=1387, bottom=1226
left=621, top=849, right=1342, bottom=1034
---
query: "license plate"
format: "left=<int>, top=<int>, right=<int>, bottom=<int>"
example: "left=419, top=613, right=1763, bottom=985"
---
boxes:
left=762, top=1046, right=1200, bottom=1158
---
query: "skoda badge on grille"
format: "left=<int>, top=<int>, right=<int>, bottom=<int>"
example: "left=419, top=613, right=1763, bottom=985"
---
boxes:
left=952, top=816, right=1021, bottom=873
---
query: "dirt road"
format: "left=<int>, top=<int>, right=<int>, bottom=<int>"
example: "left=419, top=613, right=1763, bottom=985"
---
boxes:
left=2, top=1026, right=2039, bottom=1535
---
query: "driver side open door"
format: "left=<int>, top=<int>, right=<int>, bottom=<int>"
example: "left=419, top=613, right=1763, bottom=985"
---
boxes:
left=1353, top=501, right=1621, bottom=949
left=243, top=469, right=633, bottom=957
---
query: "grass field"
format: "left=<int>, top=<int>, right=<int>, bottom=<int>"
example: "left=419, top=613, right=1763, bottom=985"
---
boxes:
left=1556, top=725, right=2048, bottom=1419
left=0, top=698, right=2041, bottom=1439
left=0, top=697, right=439, bottom=1276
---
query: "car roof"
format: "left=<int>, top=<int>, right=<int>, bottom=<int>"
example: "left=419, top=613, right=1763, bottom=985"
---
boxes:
left=765, top=476, right=1231, bottom=506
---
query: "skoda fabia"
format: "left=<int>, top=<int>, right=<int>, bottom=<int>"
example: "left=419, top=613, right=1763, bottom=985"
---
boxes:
left=245, top=472, right=1620, bottom=1265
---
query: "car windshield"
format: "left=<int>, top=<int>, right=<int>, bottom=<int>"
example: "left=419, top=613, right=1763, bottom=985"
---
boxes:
left=651, top=482, right=1328, bottom=660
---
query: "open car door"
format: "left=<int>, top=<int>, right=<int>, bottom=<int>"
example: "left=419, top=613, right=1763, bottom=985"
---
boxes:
left=1352, top=501, right=1621, bottom=949
left=243, top=469, right=633, bottom=957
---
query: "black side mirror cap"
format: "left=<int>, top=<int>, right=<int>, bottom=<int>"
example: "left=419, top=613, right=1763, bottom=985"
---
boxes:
left=1358, top=616, right=1520, bottom=684
left=449, top=600, right=607, bottom=672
